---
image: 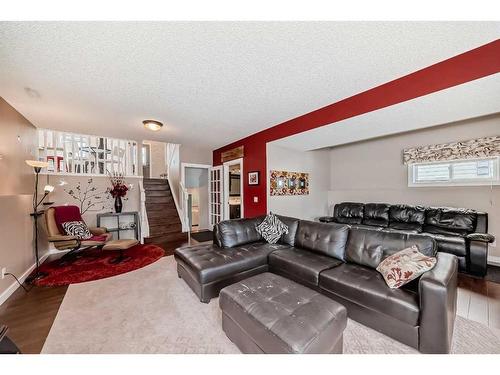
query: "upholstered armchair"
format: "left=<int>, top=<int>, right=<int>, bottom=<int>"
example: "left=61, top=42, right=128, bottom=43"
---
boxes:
left=44, top=206, right=112, bottom=259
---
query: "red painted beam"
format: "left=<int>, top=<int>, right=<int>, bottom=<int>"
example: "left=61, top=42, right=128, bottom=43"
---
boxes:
left=213, top=39, right=500, bottom=218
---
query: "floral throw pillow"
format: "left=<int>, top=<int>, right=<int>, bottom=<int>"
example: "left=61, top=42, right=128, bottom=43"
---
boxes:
left=256, top=212, right=289, bottom=244
left=61, top=220, right=93, bottom=240
left=376, top=245, right=436, bottom=289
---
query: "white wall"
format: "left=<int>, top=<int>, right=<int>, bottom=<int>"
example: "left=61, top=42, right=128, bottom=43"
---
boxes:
left=267, top=143, right=330, bottom=221
left=328, top=114, right=500, bottom=260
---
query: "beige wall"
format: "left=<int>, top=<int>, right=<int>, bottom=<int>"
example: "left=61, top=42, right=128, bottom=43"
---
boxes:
left=0, top=97, right=48, bottom=299
left=267, top=144, right=331, bottom=221
left=328, top=113, right=500, bottom=260
left=143, top=140, right=167, bottom=178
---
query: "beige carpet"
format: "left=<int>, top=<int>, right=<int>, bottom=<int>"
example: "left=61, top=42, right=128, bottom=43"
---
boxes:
left=42, top=256, right=500, bottom=354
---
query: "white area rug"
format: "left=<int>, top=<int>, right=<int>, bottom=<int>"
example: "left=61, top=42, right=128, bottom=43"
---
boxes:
left=42, top=256, right=500, bottom=354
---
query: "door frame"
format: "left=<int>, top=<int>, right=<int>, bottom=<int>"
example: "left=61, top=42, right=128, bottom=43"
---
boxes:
left=181, top=163, right=211, bottom=231
left=223, top=157, right=244, bottom=220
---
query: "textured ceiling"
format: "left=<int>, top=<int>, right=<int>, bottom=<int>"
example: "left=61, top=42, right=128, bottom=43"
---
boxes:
left=0, top=22, right=498, bottom=149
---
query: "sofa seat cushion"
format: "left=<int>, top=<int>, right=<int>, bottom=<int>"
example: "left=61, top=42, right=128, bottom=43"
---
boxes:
left=319, top=263, right=420, bottom=326
left=425, top=233, right=466, bottom=257
left=269, top=248, right=343, bottom=287
left=174, top=242, right=290, bottom=284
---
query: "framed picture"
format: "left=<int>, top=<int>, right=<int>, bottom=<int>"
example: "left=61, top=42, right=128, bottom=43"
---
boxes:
left=248, top=171, right=260, bottom=185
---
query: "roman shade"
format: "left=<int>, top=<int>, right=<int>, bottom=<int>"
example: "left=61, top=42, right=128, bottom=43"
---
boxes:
left=403, top=136, right=500, bottom=165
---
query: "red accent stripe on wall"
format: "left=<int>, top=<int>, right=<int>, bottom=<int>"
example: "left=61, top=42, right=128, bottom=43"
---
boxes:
left=213, top=39, right=500, bottom=218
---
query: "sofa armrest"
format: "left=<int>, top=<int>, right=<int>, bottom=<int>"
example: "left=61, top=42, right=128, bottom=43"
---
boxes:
left=418, top=252, right=458, bottom=353
left=466, top=232, right=495, bottom=243
left=89, top=227, right=108, bottom=236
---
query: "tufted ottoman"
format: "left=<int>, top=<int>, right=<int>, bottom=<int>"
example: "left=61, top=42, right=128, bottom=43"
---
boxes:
left=219, top=272, right=347, bottom=354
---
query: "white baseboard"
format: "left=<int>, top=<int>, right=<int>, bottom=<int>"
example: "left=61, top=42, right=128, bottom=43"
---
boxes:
left=488, top=255, right=500, bottom=267
left=0, top=249, right=67, bottom=306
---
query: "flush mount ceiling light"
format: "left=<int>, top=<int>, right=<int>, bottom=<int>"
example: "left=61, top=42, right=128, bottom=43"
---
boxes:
left=143, top=120, right=163, bottom=131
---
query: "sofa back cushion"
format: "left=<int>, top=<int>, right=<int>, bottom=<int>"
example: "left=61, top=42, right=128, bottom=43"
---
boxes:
left=217, top=216, right=265, bottom=248
left=424, top=207, right=477, bottom=236
left=334, top=202, right=364, bottom=225
left=362, top=203, right=390, bottom=227
left=388, top=204, right=425, bottom=232
left=276, top=214, right=300, bottom=246
left=345, top=227, right=436, bottom=269
left=295, top=221, right=349, bottom=261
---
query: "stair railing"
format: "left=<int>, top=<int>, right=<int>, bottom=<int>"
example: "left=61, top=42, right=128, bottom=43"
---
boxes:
left=138, top=179, right=150, bottom=243
left=165, top=143, right=190, bottom=242
left=179, top=181, right=191, bottom=243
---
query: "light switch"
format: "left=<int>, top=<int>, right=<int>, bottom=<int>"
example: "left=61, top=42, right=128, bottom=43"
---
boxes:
left=253, top=196, right=258, bottom=203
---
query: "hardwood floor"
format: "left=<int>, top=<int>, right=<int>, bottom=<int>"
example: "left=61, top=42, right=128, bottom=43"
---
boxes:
left=1, top=247, right=498, bottom=353
left=457, top=275, right=500, bottom=331
left=0, top=239, right=193, bottom=354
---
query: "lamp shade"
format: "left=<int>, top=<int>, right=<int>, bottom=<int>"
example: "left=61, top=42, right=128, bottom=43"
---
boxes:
left=25, top=160, right=49, bottom=168
left=44, top=184, right=55, bottom=193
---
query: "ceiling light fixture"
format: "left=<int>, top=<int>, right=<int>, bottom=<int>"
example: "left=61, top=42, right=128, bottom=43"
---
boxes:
left=143, top=120, right=163, bottom=131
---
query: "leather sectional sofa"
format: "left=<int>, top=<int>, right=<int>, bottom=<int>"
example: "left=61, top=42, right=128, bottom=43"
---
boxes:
left=175, top=215, right=458, bottom=353
left=324, top=202, right=492, bottom=276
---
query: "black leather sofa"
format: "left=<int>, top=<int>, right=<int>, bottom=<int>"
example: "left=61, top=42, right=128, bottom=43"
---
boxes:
left=326, top=202, right=493, bottom=276
left=175, top=215, right=458, bottom=353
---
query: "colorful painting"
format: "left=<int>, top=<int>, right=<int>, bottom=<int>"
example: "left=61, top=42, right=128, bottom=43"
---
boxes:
left=270, top=170, right=309, bottom=196
left=248, top=171, right=259, bottom=185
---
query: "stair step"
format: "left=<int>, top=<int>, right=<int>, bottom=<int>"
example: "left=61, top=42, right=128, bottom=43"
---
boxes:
left=144, top=184, right=170, bottom=191
left=145, top=190, right=172, bottom=197
left=148, top=216, right=181, bottom=227
left=146, top=208, right=179, bottom=219
left=144, top=232, right=188, bottom=244
left=145, top=202, right=174, bottom=211
left=143, top=178, right=169, bottom=183
left=145, top=196, right=174, bottom=204
left=149, top=224, right=183, bottom=236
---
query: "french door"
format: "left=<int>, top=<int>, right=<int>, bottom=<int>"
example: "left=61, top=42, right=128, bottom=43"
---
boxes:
left=209, top=166, right=224, bottom=227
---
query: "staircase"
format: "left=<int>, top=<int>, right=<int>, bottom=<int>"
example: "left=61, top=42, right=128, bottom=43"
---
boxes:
left=143, top=178, right=188, bottom=246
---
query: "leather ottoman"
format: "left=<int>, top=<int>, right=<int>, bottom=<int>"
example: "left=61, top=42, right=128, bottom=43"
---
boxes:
left=219, top=272, right=347, bottom=354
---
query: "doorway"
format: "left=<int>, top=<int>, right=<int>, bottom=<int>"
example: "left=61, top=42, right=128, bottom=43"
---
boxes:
left=182, top=163, right=210, bottom=232
left=223, top=158, right=243, bottom=220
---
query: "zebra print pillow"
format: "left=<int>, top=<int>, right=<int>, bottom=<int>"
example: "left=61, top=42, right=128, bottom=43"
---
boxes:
left=256, top=213, right=289, bottom=244
left=61, top=221, right=92, bottom=240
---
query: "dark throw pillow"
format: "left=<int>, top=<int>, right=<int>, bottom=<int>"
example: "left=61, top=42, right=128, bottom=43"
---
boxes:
left=256, top=213, right=289, bottom=244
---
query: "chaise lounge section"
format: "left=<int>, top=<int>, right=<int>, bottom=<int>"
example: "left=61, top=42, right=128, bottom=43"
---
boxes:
left=174, top=215, right=458, bottom=353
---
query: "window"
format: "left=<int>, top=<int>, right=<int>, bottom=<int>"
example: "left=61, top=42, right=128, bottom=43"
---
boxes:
left=37, top=129, right=139, bottom=177
left=408, top=157, right=499, bottom=187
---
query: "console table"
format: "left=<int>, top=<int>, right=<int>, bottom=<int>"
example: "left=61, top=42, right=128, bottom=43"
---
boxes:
left=97, top=211, right=140, bottom=240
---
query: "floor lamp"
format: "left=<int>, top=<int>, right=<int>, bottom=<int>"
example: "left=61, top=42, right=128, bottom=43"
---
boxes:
left=25, top=160, right=54, bottom=283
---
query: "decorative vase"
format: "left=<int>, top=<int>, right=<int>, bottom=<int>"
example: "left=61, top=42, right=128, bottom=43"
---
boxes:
left=114, top=196, right=123, bottom=213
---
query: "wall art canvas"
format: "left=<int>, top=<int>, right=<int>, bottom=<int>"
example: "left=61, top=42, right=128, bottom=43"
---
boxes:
left=270, top=170, right=309, bottom=196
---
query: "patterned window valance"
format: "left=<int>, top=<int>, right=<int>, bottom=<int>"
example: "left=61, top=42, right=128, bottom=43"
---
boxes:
left=403, top=136, right=500, bottom=165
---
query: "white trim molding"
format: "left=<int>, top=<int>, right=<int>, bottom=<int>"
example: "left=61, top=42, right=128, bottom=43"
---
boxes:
left=488, top=255, right=500, bottom=267
left=0, top=249, right=68, bottom=306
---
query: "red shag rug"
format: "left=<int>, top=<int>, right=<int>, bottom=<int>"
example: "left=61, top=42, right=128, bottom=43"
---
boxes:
left=33, top=244, right=165, bottom=287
